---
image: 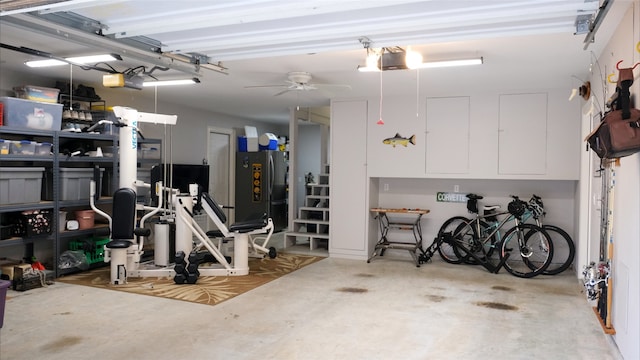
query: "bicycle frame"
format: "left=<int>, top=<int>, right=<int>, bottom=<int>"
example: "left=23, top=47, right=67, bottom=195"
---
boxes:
left=465, top=208, right=519, bottom=250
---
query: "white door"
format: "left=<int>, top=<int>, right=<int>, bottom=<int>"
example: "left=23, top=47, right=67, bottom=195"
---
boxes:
left=208, top=127, right=234, bottom=225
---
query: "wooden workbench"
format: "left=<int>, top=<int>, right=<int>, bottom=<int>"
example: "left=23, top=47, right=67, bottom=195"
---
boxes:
left=368, top=208, right=430, bottom=267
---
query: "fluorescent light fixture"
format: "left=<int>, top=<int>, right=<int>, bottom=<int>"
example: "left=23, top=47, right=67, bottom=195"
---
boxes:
left=415, top=57, right=483, bottom=69
left=25, top=54, right=122, bottom=67
left=357, top=65, right=381, bottom=72
left=405, top=49, right=423, bottom=69
left=358, top=56, right=483, bottom=72
left=142, top=78, right=201, bottom=87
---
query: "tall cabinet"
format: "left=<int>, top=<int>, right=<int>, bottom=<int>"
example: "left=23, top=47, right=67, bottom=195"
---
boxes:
left=0, top=127, right=117, bottom=277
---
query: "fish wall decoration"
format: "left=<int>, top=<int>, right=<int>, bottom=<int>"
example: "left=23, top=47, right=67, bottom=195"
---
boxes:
left=383, top=133, right=416, bottom=147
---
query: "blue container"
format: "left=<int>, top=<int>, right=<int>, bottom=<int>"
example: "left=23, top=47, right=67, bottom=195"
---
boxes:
left=238, top=136, right=248, bottom=152
left=0, top=279, right=9, bottom=328
left=258, top=139, right=278, bottom=150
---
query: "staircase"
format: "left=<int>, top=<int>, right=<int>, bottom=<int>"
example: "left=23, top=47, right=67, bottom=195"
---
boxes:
left=285, top=164, right=330, bottom=250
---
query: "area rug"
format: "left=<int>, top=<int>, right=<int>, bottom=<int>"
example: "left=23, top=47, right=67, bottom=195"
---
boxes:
left=57, top=253, right=324, bottom=306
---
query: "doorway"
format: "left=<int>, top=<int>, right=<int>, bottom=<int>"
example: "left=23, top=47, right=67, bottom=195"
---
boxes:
left=207, top=127, right=235, bottom=225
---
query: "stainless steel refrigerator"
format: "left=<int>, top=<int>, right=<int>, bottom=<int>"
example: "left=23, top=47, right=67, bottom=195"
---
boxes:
left=235, top=151, right=288, bottom=231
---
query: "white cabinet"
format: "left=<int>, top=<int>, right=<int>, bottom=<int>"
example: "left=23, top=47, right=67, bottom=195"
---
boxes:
left=498, top=93, right=547, bottom=175
left=330, top=99, right=368, bottom=258
left=425, top=96, right=470, bottom=174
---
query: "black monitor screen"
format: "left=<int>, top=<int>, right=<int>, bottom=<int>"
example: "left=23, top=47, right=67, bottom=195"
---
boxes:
left=150, top=164, right=209, bottom=205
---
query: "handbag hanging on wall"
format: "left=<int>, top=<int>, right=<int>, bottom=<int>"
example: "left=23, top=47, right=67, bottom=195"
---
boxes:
left=586, top=62, right=640, bottom=159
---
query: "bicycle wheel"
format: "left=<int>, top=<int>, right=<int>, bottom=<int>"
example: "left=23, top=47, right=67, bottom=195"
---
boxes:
left=540, top=225, right=575, bottom=275
left=453, top=220, right=496, bottom=264
left=500, top=223, right=553, bottom=278
left=436, top=216, right=469, bottom=264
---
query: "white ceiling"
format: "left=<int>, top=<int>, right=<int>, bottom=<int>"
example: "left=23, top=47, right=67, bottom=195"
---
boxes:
left=0, top=0, right=632, bottom=124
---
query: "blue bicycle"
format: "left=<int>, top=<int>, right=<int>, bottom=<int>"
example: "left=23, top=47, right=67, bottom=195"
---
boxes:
left=437, top=194, right=554, bottom=278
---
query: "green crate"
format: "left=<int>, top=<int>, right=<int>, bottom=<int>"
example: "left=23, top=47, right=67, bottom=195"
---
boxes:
left=69, top=237, right=110, bottom=265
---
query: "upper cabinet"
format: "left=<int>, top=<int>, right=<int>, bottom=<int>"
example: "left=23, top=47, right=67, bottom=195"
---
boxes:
left=358, top=88, right=580, bottom=180
left=498, top=93, right=548, bottom=175
left=425, top=96, right=470, bottom=175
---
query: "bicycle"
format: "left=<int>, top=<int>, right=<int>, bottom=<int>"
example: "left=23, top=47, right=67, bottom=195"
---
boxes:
left=438, top=194, right=554, bottom=278
left=522, top=195, right=576, bottom=275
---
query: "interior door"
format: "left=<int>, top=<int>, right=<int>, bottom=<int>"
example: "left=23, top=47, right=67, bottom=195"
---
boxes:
left=208, top=127, right=233, bottom=225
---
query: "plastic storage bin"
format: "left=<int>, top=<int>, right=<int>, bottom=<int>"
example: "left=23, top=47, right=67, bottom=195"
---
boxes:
left=35, top=142, right=52, bottom=156
left=9, top=140, right=36, bottom=155
left=58, top=168, right=104, bottom=201
left=0, top=167, right=44, bottom=205
left=0, top=97, right=62, bottom=131
left=0, top=139, right=9, bottom=155
left=13, top=85, right=60, bottom=104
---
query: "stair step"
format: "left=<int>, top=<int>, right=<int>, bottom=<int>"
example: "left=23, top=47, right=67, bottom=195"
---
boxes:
left=293, top=219, right=329, bottom=225
left=285, top=231, right=330, bottom=239
left=284, top=231, right=330, bottom=250
left=300, top=206, right=329, bottom=211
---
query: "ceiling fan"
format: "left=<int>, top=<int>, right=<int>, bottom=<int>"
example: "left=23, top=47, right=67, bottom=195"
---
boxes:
left=245, top=71, right=351, bottom=96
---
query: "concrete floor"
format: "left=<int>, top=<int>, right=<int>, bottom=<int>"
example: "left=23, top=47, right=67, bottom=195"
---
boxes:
left=0, top=235, right=623, bottom=360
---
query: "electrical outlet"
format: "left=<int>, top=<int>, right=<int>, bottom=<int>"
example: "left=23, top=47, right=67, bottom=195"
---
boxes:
left=454, top=185, right=460, bottom=193
left=384, top=183, right=389, bottom=191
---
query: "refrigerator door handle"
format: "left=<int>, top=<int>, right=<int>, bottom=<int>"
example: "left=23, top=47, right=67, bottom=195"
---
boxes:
left=269, top=153, right=274, bottom=199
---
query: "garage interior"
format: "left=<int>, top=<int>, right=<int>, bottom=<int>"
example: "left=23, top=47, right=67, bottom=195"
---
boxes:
left=0, top=1, right=638, bottom=359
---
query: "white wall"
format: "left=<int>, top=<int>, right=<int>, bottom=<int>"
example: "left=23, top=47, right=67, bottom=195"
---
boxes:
left=375, top=178, right=576, bottom=245
left=366, top=89, right=581, bottom=180
left=586, top=4, right=640, bottom=359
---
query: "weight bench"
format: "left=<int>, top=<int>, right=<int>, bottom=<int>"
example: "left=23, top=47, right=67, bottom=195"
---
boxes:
left=175, top=192, right=274, bottom=276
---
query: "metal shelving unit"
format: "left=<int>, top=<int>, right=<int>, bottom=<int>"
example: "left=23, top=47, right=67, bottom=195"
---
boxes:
left=1, top=127, right=117, bottom=277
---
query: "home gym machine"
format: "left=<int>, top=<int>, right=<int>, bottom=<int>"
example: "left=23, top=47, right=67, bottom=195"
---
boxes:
left=90, top=106, right=275, bottom=285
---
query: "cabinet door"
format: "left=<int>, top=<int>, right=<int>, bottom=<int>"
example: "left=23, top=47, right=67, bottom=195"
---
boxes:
left=425, top=96, right=470, bottom=174
left=330, top=100, right=367, bottom=254
left=498, top=93, right=547, bottom=175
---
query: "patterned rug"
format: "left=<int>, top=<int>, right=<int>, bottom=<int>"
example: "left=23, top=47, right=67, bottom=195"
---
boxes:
left=57, top=253, right=324, bottom=306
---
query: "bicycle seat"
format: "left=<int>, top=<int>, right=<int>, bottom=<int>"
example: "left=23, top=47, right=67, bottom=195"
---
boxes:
left=466, top=193, right=483, bottom=200
left=483, top=205, right=501, bottom=211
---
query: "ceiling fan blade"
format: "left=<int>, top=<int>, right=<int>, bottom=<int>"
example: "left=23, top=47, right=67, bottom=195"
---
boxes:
left=244, top=84, right=288, bottom=89
left=273, top=88, right=293, bottom=96
left=314, top=83, right=352, bottom=90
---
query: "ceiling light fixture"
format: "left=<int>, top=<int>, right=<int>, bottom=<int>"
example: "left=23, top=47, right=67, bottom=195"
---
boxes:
left=415, top=57, right=484, bottom=69
left=142, top=78, right=201, bottom=87
left=25, top=53, right=122, bottom=67
left=405, top=47, right=423, bottom=69
left=357, top=42, right=483, bottom=72
left=358, top=56, right=483, bottom=72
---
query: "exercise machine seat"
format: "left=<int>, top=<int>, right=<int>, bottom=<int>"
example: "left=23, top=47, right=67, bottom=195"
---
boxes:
left=106, top=188, right=136, bottom=249
left=202, top=192, right=267, bottom=233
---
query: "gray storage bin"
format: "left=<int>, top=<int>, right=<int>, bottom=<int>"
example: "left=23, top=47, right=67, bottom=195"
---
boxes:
left=0, top=167, right=45, bottom=205
left=58, top=168, right=104, bottom=201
